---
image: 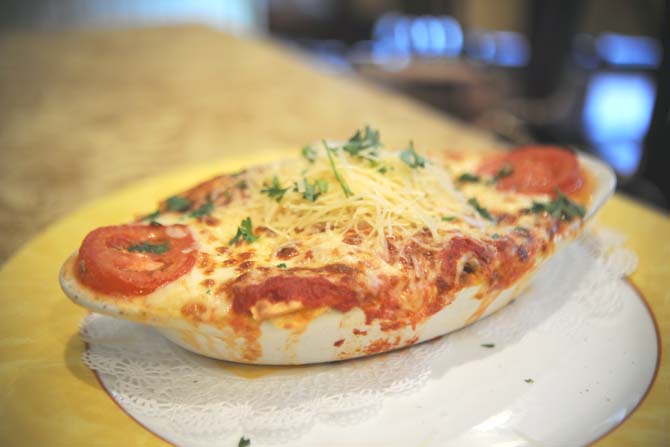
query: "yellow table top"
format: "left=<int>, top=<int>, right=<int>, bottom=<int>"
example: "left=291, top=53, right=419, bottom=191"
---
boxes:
left=0, top=26, right=668, bottom=446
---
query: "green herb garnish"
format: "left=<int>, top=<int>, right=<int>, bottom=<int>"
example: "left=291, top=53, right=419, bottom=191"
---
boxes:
left=481, top=343, right=495, bottom=348
left=399, top=141, right=426, bottom=169
left=491, top=233, right=500, bottom=239
left=127, top=242, right=170, bottom=254
left=238, top=437, right=251, bottom=447
left=142, top=210, right=161, bottom=221
left=524, top=378, right=534, bottom=384
left=302, top=145, right=317, bottom=163
left=316, top=178, right=329, bottom=195
left=514, top=226, right=530, bottom=236
left=301, top=177, right=328, bottom=202
left=277, top=263, right=287, bottom=268
left=342, top=125, right=381, bottom=157
left=489, top=162, right=514, bottom=183
left=529, top=190, right=585, bottom=221
left=323, top=140, right=354, bottom=198
left=189, top=202, right=213, bottom=218
left=166, top=196, right=191, bottom=212
left=261, top=176, right=290, bottom=202
left=468, top=197, right=494, bottom=221
left=458, top=173, right=480, bottom=183
left=230, top=217, right=258, bottom=245
left=442, top=216, right=457, bottom=222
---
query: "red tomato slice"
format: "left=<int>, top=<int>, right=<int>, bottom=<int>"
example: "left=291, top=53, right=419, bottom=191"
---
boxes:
left=478, top=146, right=584, bottom=195
left=76, top=224, right=197, bottom=296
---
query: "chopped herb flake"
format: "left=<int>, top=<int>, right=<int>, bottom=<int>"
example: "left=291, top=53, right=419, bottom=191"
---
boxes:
left=399, top=141, right=426, bottom=169
left=302, top=145, right=317, bottom=163
left=277, top=263, right=287, bottom=268
left=230, top=217, right=258, bottom=245
left=166, top=196, right=191, bottom=212
left=481, top=343, right=495, bottom=348
left=458, top=173, right=480, bottom=183
left=529, top=190, right=585, bottom=221
left=514, top=226, right=530, bottom=236
left=342, top=125, right=381, bottom=157
left=323, top=140, right=354, bottom=197
left=235, top=179, right=248, bottom=190
left=524, top=378, right=534, bottom=383
left=302, top=177, right=328, bottom=202
left=490, top=162, right=514, bottom=183
left=468, top=197, right=494, bottom=221
left=491, top=233, right=501, bottom=239
left=127, top=242, right=170, bottom=254
left=442, top=216, right=457, bottom=222
left=189, top=202, right=213, bottom=218
left=238, top=437, right=251, bottom=447
left=261, top=176, right=289, bottom=202
left=142, top=210, right=160, bottom=221
left=316, top=178, right=329, bottom=193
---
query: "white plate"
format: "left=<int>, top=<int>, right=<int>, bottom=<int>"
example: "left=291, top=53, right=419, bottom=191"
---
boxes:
left=81, top=231, right=658, bottom=447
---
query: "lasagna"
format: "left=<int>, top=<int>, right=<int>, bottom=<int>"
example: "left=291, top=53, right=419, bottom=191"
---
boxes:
left=60, top=127, right=612, bottom=364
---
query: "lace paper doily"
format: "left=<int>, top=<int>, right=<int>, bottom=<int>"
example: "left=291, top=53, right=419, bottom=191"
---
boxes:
left=81, top=228, right=637, bottom=446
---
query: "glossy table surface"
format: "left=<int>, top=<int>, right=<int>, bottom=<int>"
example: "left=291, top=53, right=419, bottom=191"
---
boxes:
left=0, top=25, right=667, bottom=446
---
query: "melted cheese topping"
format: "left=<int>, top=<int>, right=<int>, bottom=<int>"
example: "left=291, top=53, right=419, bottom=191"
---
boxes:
left=158, top=145, right=546, bottom=260
left=136, top=146, right=562, bottom=321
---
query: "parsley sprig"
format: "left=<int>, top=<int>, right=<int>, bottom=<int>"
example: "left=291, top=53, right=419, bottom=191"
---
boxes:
left=468, top=197, right=494, bottom=221
left=514, top=226, right=530, bottom=236
left=230, top=217, right=258, bottom=245
left=300, top=178, right=328, bottom=202
left=400, top=141, right=427, bottom=169
left=127, top=242, right=170, bottom=254
left=261, top=176, right=290, bottom=202
left=488, top=162, right=514, bottom=184
left=323, top=140, right=354, bottom=198
left=529, top=190, right=585, bottom=221
left=457, top=173, right=480, bottom=183
left=189, top=201, right=213, bottom=218
left=342, top=125, right=381, bottom=157
left=166, top=196, right=191, bottom=212
left=302, top=145, right=317, bottom=163
left=142, top=210, right=161, bottom=222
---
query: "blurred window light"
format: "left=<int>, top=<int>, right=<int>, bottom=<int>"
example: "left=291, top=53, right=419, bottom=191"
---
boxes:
left=372, top=13, right=462, bottom=59
left=493, top=32, right=530, bottom=67
left=373, top=12, right=399, bottom=41
left=573, top=33, right=599, bottom=69
left=427, top=18, right=447, bottom=55
left=370, top=13, right=411, bottom=69
left=393, top=17, right=413, bottom=54
left=593, top=141, right=643, bottom=176
left=438, top=17, right=463, bottom=56
left=583, top=73, right=656, bottom=175
left=410, top=18, right=431, bottom=54
left=596, top=33, right=661, bottom=68
left=465, top=31, right=529, bottom=67
left=465, top=31, right=496, bottom=63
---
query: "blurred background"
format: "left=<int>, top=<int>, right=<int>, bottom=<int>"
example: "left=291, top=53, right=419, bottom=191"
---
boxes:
left=2, top=0, right=668, bottom=210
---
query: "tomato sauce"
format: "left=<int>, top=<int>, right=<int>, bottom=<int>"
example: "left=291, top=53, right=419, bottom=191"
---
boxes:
left=232, top=276, right=359, bottom=315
